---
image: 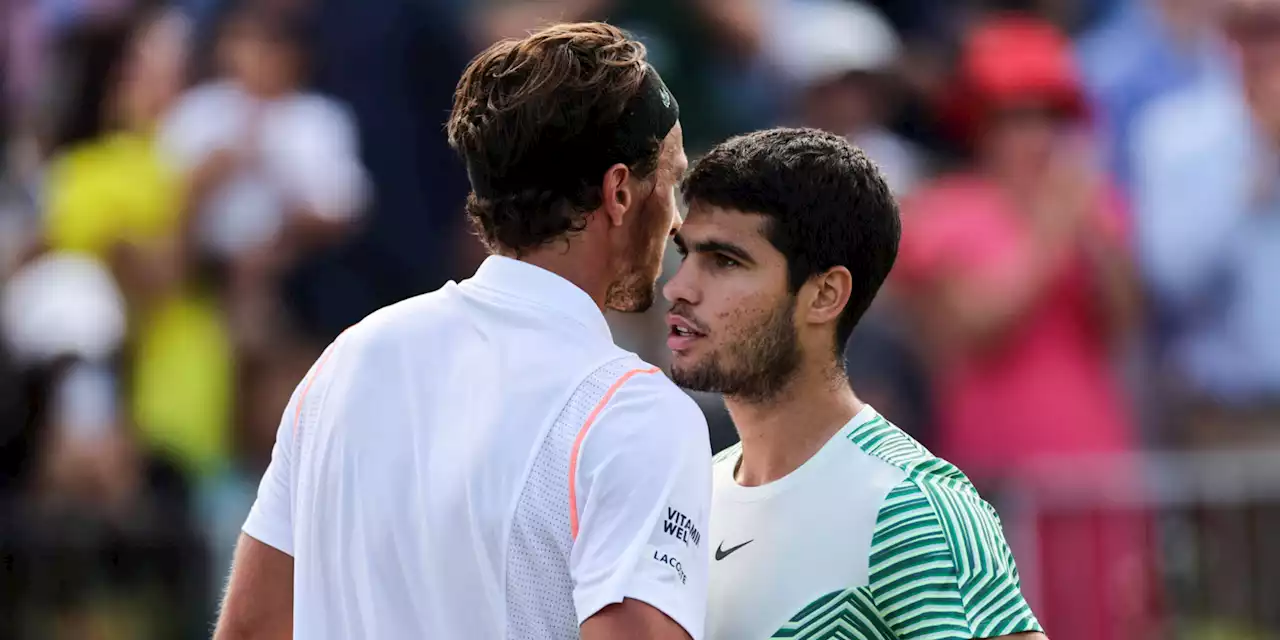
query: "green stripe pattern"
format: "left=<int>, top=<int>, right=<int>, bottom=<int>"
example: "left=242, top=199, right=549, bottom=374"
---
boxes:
left=769, top=415, right=1042, bottom=639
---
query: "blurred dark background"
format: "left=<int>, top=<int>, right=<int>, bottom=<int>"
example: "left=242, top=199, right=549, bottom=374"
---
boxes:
left=2, top=0, right=1280, bottom=638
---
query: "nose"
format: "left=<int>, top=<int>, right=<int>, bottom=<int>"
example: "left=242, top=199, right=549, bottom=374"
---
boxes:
left=662, top=254, right=698, bottom=305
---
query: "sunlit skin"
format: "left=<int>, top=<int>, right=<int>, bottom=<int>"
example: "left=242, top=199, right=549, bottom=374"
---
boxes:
left=213, top=125, right=692, bottom=640
left=665, top=207, right=799, bottom=397
left=604, top=123, right=689, bottom=313
left=521, top=122, right=688, bottom=314
left=662, top=203, right=859, bottom=486
left=664, top=205, right=1051, bottom=640
left=664, top=203, right=853, bottom=403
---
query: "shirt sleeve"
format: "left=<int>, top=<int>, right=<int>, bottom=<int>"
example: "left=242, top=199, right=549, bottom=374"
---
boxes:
left=569, top=372, right=712, bottom=639
left=869, top=478, right=1042, bottom=640
left=241, top=392, right=298, bottom=555
left=241, top=340, right=342, bottom=555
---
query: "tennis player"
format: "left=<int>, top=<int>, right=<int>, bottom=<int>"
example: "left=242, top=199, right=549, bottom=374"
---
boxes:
left=214, top=23, right=709, bottom=640
left=664, top=128, right=1047, bottom=640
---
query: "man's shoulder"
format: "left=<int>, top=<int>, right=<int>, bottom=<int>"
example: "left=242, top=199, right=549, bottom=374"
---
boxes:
left=868, top=473, right=1042, bottom=638
left=326, top=284, right=487, bottom=370
left=346, top=284, right=464, bottom=335
left=834, top=416, right=1040, bottom=637
left=870, top=474, right=1003, bottom=554
left=846, top=411, right=969, bottom=490
left=570, top=360, right=710, bottom=487
left=585, top=358, right=705, bottom=429
left=844, top=412, right=1004, bottom=548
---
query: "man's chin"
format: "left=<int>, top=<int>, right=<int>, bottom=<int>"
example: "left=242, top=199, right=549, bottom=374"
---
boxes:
left=605, top=297, right=653, bottom=314
left=668, top=363, right=719, bottom=394
left=604, top=283, right=657, bottom=313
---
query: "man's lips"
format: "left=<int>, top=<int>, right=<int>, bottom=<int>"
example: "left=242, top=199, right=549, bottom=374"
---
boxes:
left=666, top=313, right=705, bottom=352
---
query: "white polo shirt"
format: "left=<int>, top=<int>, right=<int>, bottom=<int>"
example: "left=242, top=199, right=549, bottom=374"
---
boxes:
left=242, top=256, right=712, bottom=639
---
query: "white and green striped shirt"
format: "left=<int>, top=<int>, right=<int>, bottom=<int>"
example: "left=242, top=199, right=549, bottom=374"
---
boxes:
left=707, top=406, right=1041, bottom=640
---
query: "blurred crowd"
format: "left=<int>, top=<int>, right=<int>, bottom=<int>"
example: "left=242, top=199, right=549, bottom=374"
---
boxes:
left=2, top=0, right=1280, bottom=637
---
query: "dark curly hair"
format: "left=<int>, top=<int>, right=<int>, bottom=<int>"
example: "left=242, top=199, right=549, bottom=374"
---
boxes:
left=681, top=128, right=901, bottom=356
left=446, top=23, right=662, bottom=255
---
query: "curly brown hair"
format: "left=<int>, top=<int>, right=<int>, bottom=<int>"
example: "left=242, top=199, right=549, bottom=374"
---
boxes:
left=446, top=23, right=662, bottom=255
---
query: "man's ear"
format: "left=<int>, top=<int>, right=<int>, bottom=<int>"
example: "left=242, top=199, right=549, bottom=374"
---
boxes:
left=600, top=163, right=633, bottom=227
left=803, top=266, right=853, bottom=329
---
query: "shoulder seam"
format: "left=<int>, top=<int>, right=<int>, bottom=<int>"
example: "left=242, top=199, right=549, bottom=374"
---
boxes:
left=844, top=414, right=971, bottom=492
left=566, top=363, right=663, bottom=539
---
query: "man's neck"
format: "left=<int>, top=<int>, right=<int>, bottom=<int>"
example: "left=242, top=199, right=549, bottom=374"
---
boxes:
left=509, top=242, right=613, bottom=312
left=725, top=363, right=863, bottom=487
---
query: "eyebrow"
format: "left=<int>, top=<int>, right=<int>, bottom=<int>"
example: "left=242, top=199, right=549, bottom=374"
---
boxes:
left=673, top=233, right=756, bottom=266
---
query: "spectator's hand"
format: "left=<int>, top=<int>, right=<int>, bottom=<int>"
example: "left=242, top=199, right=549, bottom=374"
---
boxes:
left=37, top=427, right=142, bottom=515
left=93, top=434, right=145, bottom=515
left=110, top=238, right=185, bottom=309
left=1030, top=135, right=1103, bottom=242
left=225, top=243, right=289, bottom=353
left=198, top=146, right=243, bottom=185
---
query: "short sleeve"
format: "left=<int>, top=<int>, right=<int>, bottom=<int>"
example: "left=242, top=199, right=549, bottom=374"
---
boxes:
left=241, top=339, right=342, bottom=556
left=241, top=391, right=298, bottom=555
left=869, top=479, right=1042, bottom=640
left=569, top=373, right=712, bottom=639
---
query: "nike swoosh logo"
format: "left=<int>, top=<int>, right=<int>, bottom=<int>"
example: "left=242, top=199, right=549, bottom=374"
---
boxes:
left=714, top=540, right=753, bottom=561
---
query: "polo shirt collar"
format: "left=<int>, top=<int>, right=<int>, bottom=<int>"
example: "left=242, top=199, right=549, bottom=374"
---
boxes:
left=469, top=255, right=613, bottom=339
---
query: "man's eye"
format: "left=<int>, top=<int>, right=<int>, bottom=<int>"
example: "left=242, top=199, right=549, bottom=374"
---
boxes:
left=714, top=254, right=739, bottom=269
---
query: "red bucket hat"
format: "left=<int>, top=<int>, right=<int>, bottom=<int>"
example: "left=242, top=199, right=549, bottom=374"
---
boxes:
left=941, top=14, right=1090, bottom=143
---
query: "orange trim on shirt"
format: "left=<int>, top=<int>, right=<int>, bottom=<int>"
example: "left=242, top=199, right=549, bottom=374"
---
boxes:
left=292, top=329, right=351, bottom=439
left=568, top=366, right=661, bottom=540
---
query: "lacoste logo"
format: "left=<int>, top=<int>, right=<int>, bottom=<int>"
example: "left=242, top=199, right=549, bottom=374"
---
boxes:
left=714, top=539, right=753, bottom=561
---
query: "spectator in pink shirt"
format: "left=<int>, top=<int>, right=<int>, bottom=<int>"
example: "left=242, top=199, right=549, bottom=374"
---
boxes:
left=897, top=14, right=1139, bottom=479
left=894, top=15, right=1159, bottom=640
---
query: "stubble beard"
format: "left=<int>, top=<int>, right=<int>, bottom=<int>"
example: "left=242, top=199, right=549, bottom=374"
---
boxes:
left=670, top=297, right=802, bottom=404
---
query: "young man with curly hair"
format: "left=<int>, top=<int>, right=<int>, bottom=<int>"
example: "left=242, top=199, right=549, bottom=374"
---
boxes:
left=665, top=128, right=1047, bottom=640
left=215, top=22, right=706, bottom=640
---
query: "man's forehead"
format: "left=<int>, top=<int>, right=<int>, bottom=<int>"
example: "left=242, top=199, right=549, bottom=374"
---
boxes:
left=680, top=203, right=769, bottom=241
left=665, top=121, right=685, bottom=149
left=661, top=122, right=688, bottom=168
